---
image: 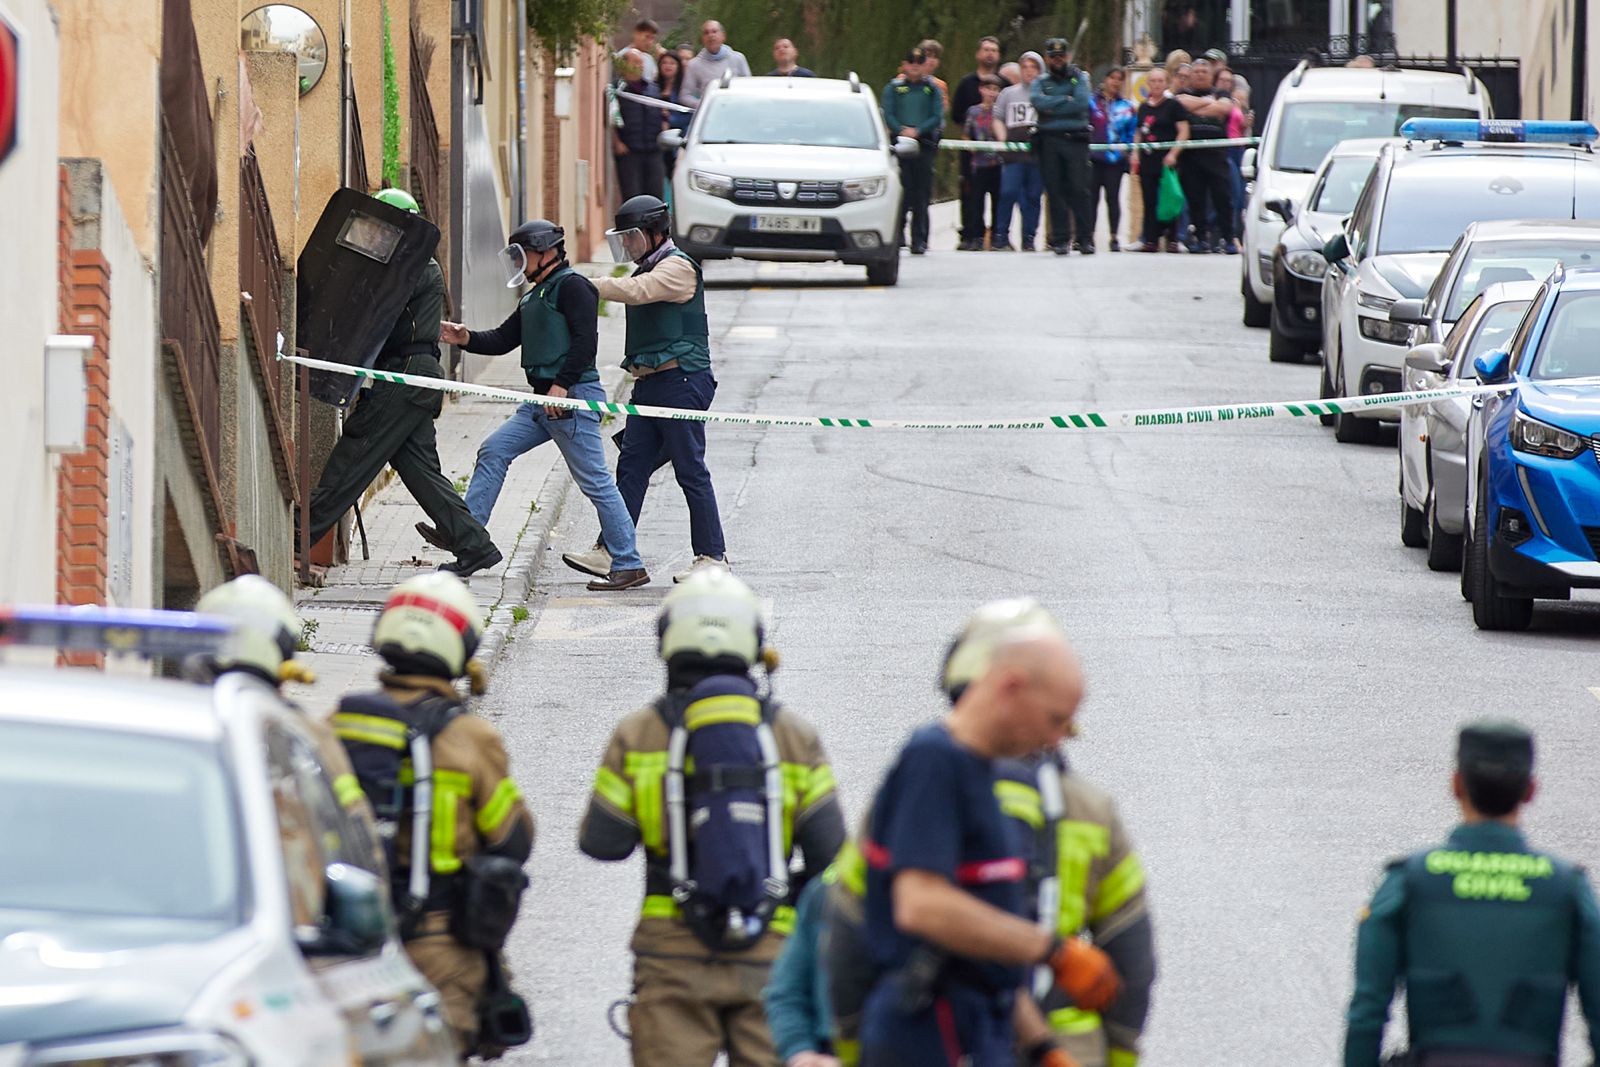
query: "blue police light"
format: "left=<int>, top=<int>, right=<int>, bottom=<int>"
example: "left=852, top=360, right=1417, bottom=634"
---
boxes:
left=0, top=604, right=234, bottom=657
left=1399, top=118, right=1600, bottom=144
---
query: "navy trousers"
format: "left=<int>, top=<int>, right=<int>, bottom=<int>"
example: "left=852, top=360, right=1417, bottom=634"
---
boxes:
left=615, top=368, right=727, bottom=560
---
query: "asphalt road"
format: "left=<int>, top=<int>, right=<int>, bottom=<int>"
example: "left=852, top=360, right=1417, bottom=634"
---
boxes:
left=486, top=243, right=1600, bottom=1065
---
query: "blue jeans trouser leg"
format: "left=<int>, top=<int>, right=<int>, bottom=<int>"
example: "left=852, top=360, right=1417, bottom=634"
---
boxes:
left=615, top=369, right=726, bottom=560
left=465, top=403, right=549, bottom=524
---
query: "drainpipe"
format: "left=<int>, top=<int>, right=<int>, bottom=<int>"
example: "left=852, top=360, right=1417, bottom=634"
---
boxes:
left=1575, top=0, right=1589, bottom=121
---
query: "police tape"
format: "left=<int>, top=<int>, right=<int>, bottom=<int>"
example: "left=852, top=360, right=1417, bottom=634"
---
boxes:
left=609, top=86, right=696, bottom=114
left=940, top=136, right=1260, bottom=153
left=279, top=352, right=1513, bottom=432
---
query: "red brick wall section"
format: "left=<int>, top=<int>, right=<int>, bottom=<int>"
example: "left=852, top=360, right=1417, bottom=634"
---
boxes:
left=56, top=247, right=112, bottom=669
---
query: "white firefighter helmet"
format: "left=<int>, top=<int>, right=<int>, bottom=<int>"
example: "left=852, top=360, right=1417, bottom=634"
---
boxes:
left=657, top=565, right=765, bottom=669
left=195, top=575, right=304, bottom=685
left=372, top=572, right=482, bottom=678
left=940, top=598, right=1065, bottom=699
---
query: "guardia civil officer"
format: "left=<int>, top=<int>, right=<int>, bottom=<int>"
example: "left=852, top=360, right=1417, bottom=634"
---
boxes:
left=304, top=188, right=501, bottom=577
left=578, top=566, right=846, bottom=1066
left=857, top=615, right=1120, bottom=1066
left=942, top=601, right=1155, bottom=1067
left=331, top=572, right=534, bottom=1059
left=1030, top=39, right=1095, bottom=255
left=1344, top=719, right=1600, bottom=1067
left=879, top=47, right=944, bottom=255
left=433, top=219, right=649, bottom=591
left=570, top=195, right=729, bottom=584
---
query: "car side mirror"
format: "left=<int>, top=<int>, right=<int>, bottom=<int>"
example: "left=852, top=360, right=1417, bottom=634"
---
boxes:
left=1404, top=342, right=1451, bottom=375
left=892, top=136, right=920, bottom=158
left=1240, top=147, right=1257, bottom=180
left=1321, top=232, right=1350, bottom=264
left=1388, top=298, right=1427, bottom=326
left=658, top=128, right=685, bottom=151
left=297, top=863, right=391, bottom=958
left=1474, top=348, right=1512, bottom=384
left=1264, top=197, right=1293, bottom=223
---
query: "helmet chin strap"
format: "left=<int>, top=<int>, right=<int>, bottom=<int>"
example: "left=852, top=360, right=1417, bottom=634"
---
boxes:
left=526, top=248, right=565, bottom=285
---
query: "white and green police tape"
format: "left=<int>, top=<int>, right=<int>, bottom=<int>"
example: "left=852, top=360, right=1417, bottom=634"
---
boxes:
left=940, top=136, right=1260, bottom=153
left=280, top=351, right=1507, bottom=432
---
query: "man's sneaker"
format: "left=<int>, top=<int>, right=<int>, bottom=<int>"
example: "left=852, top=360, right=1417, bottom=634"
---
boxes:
left=561, top=543, right=612, bottom=578
left=438, top=545, right=503, bottom=578
left=957, top=240, right=981, bottom=251
left=1051, top=243, right=1070, bottom=255
left=990, top=240, right=1015, bottom=251
left=1109, top=238, right=1121, bottom=252
left=1222, top=240, right=1241, bottom=255
left=1076, top=240, right=1096, bottom=255
left=415, top=522, right=451, bottom=552
left=1021, top=240, right=1037, bottom=251
left=587, top=568, right=651, bottom=592
left=673, top=555, right=731, bottom=583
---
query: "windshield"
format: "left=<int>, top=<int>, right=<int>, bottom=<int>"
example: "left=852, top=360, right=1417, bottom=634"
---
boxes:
left=697, top=95, right=882, bottom=149
left=1444, top=238, right=1600, bottom=320
left=1312, top=155, right=1379, bottom=214
left=1377, top=158, right=1580, bottom=255
left=1531, top=291, right=1600, bottom=379
left=1271, top=102, right=1480, bottom=172
left=1453, top=300, right=1531, bottom=375
left=0, top=722, right=243, bottom=935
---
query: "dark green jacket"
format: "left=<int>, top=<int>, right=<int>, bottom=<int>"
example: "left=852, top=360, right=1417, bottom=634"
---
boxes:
left=622, top=249, right=711, bottom=373
left=880, top=77, right=944, bottom=142
left=1344, top=822, right=1600, bottom=1066
left=380, top=258, right=445, bottom=364
left=1030, top=67, right=1091, bottom=135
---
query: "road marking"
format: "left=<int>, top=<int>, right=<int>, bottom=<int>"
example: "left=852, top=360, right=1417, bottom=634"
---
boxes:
left=531, top=596, right=776, bottom=641
left=1587, top=686, right=1600, bottom=703
left=727, top=325, right=779, bottom=340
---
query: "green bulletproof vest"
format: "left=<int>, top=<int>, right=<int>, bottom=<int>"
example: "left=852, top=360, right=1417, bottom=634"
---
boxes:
left=623, top=249, right=710, bottom=360
left=517, top=265, right=598, bottom=385
left=1400, top=828, right=1579, bottom=1057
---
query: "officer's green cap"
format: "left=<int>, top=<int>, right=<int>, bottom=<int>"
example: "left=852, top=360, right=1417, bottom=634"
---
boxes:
left=1457, top=718, right=1534, bottom=776
left=1044, top=37, right=1070, bottom=56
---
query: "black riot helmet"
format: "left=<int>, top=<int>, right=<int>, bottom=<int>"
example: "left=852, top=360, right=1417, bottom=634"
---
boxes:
left=499, top=219, right=565, bottom=287
left=608, top=195, right=672, bottom=263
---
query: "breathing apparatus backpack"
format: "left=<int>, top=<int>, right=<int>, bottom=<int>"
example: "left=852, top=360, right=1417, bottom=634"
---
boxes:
left=658, top=673, right=790, bottom=952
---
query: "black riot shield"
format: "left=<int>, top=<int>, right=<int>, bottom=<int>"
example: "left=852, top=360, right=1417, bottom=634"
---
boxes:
left=296, top=188, right=441, bottom=407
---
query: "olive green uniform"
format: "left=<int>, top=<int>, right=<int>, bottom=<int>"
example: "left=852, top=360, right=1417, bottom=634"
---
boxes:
left=1345, top=821, right=1600, bottom=1066
left=578, top=694, right=846, bottom=1067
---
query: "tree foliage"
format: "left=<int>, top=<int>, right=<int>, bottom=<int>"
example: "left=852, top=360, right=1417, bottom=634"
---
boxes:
left=678, top=0, right=1127, bottom=87
left=528, top=0, right=631, bottom=58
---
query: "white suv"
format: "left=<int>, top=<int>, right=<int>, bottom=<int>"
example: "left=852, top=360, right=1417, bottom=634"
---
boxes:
left=662, top=73, right=910, bottom=285
left=1239, top=64, right=1486, bottom=327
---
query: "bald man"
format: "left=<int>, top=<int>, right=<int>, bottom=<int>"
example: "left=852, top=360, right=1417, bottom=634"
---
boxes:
left=682, top=20, right=752, bottom=106
left=857, top=631, right=1121, bottom=1067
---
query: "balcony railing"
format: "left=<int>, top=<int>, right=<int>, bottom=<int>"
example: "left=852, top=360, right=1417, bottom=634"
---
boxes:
left=348, top=89, right=371, bottom=193
left=239, top=148, right=298, bottom=503
left=159, top=114, right=227, bottom=524
left=410, top=21, right=443, bottom=224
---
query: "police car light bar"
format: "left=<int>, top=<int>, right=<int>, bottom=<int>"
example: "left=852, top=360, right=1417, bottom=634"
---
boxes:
left=1399, top=118, right=1600, bottom=144
left=0, top=604, right=234, bottom=657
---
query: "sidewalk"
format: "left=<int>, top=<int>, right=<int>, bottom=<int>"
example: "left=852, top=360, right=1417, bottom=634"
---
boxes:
left=292, top=268, right=627, bottom=710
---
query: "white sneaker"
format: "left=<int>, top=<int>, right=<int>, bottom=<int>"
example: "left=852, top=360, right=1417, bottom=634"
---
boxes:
left=561, top=544, right=612, bottom=578
left=673, top=555, right=731, bottom=583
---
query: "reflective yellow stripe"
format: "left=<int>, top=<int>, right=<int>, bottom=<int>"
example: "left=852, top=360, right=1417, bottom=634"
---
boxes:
left=475, top=778, right=521, bottom=835
left=801, top=764, right=836, bottom=808
left=433, top=769, right=473, bottom=795
left=332, top=773, right=364, bottom=810
left=431, top=787, right=460, bottom=874
left=626, top=751, right=668, bottom=853
left=1092, top=852, right=1146, bottom=922
left=994, top=779, right=1043, bottom=830
left=1056, top=819, right=1111, bottom=935
left=684, top=694, right=761, bottom=729
left=1048, top=1007, right=1102, bottom=1035
left=1108, top=1049, right=1139, bottom=1067
left=593, top=766, right=635, bottom=815
left=640, top=894, right=796, bottom=933
left=834, top=1037, right=861, bottom=1067
left=331, top=713, right=408, bottom=749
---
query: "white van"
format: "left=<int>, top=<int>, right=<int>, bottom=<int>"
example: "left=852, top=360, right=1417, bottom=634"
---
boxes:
left=1239, top=64, right=1488, bottom=327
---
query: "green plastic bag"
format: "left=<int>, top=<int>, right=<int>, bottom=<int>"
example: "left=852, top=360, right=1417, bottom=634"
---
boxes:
left=1157, top=167, right=1185, bottom=223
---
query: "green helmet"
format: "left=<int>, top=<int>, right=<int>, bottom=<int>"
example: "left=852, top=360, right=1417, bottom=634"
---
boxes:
left=372, top=572, right=481, bottom=678
left=375, top=187, right=420, bottom=214
left=195, top=575, right=303, bottom=685
left=657, top=566, right=764, bottom=669
left=940, top=598, right=1064, bottom=700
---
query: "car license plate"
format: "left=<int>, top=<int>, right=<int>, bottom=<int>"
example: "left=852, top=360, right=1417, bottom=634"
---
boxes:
left=751, top=215, right=822, bottom=234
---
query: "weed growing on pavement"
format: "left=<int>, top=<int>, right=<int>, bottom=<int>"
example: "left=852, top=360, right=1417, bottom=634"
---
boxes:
left=511, top=605, right=530, bottom=624
left=453, top=474, right=468, bottom=496
left=297, top=617, right=319, bottom=652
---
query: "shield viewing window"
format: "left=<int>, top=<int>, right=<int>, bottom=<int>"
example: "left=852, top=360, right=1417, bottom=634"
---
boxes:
left=336, top=212, right=403, bottom=263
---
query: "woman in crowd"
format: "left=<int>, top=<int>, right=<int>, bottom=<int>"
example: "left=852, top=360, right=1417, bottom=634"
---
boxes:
left=657, top=51, right=690, bottom=189
left=1130, top=66, right=1189, bottom=252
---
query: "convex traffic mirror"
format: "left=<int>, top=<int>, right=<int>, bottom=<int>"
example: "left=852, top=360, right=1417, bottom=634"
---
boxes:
left=241, top=4, right=329, bottom=96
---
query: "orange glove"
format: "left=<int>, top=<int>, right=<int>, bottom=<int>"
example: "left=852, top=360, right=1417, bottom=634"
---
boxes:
left=1048, top=937, right=1121, bottom=1012
left=1039, top=1049, right=1081, bottom=1067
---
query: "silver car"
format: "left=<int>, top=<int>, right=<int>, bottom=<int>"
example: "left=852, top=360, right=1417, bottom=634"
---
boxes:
left=1397, top=281, right=1538, bottom=570
left=0, top=663, right=457, bottom=1066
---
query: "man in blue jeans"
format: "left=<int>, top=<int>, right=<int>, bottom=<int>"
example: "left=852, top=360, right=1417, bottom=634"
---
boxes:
left=568, top=194, right=727, bottom=584
left=436, top=218, right=650, bottom=591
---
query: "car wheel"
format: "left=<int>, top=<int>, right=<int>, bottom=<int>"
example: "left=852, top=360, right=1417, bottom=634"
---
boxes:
left=1242, top=272, right=1270, bottom=328
left=1425, top=485, right=1464, bottom=572
left=1268, top=305, right=1307, bottom=363
left=1317, top=356, right=1336, bottom=427
left=1400, top=466, right=1428, bottom=548
left=865, top=254, right=900, bottom=287
left=1335, top=409, right=1382, bottom=444
left=1468, top=488, right=1533, bottom=631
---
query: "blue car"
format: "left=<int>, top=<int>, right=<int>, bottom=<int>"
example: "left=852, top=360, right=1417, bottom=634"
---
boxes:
left=1464, top=264, right=1600, bottom=629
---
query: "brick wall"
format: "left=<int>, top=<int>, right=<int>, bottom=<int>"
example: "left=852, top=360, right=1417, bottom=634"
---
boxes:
left=56, top=170, right=112, bottom=663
